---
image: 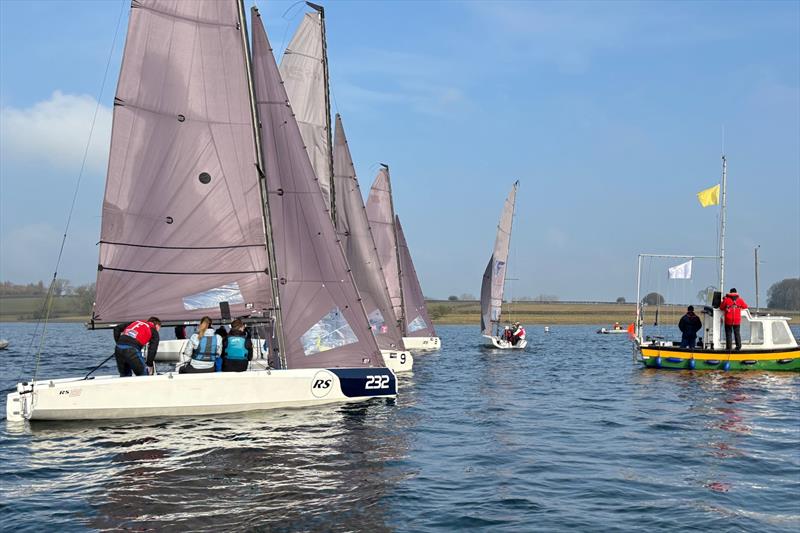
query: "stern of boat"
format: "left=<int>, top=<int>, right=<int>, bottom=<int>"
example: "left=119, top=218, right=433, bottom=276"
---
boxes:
left=380, top=349, right=413, bottom=372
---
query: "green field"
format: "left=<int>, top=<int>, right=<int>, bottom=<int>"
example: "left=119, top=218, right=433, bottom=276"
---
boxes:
left=0, top=296, right=89, bottom=322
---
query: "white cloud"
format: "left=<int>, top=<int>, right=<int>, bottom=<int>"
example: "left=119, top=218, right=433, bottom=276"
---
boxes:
left=0, top=91, right=112, bottom=176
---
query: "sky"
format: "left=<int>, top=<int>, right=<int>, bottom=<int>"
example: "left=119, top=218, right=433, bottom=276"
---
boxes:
left=0, top=0, right=798, bottom=303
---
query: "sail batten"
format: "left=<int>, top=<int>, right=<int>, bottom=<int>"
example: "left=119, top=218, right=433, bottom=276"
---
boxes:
left=333, top=115, right=405, bottom=350
left=395, top=216, right=436, bottom=338
left=251, top=8, right=382, bottom=369
left=93, top=0, right=272, bottom=324
left=480, top=181, right=519, bottom=336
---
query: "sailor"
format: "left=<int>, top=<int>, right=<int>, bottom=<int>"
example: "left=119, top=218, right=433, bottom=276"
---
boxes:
left=221, top=319, right=253, bottom=372
left=613, top=322, right=621, bottom=330
left=511, top=322, right=526, bottom=345
left=113, top=317, right=161, bottom=377
left=179, top=316, right=223, bottom=373
left=678, top=305, right=702, bottom=348
left=502, top=325, right=513, bottom=343
left=719, top=288, right=748, bottom=351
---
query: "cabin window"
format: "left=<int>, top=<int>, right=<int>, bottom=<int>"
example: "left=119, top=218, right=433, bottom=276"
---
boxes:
left=408, top=315, right=427, bottom=333
left=749, top=322, right=764, bottom=345
left=367, top=308, right=387, bottom=333
left=772, top=322, right=792, bottom=345
left=301, top=307, right=358, bottom=356
left=182, top=282, right=244, bottom=311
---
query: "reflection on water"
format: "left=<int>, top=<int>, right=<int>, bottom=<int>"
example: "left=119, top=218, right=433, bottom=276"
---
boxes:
left=0, top=323, right=798, bottom=531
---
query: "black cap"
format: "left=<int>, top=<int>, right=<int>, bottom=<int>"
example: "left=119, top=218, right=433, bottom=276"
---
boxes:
left=729, top=288, right=737, bottom=293
left=687, top=305, right=694, bottom=311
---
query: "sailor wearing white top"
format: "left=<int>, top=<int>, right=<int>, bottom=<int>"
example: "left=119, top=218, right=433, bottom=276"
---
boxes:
left=180, top=317, right=223, bottom=373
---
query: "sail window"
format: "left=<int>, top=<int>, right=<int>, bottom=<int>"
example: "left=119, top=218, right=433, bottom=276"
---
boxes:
left=198, top=172, right=211, bottom=184
left=408, top=315, right=427, bottom=333
left=300, top=307, right=358, bottom=356
left=182, top=282, right=245, bottom=311
left=367, top=308, right=387, bottom=333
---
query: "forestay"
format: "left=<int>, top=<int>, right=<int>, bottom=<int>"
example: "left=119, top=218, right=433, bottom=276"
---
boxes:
left=480, top=181, right=519, bottom=336
left=94, top=0, right=271, bottom=324
left=251, top=9, right=382, bottom=369
left=396, top=216, right=436, bottom=338
left=333, top=115, right=405, bottom=350
left=365, top=168, right=403, bottom=325
left=278, top=11, right=332, bottom=210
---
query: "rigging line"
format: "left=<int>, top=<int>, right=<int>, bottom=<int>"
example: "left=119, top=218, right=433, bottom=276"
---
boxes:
left=28, top=0, right=127, bottom=386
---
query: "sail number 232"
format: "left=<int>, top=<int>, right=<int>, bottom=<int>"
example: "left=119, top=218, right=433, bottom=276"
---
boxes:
left=365, top=375, right=390, bottom=389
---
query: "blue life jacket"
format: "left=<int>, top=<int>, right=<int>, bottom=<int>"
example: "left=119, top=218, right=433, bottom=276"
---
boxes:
left=192, top=335, right=218, bottom=362
left=225, top=336, right=248, bottom=360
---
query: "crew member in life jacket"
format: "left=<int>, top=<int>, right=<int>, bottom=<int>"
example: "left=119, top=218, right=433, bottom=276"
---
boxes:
left=179, top=316, right=223, bottom=373
left=502, top=325, right=513, bottom=343
left=511, top=322, right=526, bottom=346
left=719, top=288, right=748, bottom=351
left=113, top=317, right=161, bottom=377
left=221, top=319, right=253, bottom=372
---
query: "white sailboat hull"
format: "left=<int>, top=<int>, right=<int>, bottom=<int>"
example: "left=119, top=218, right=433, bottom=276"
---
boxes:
left=6, top=367, right=397, bottom=422
left=402, top=336, right=441, bottom=351
left=483, top=335, right=528, bottom=350
left=154, top=340, right=412, bottom=372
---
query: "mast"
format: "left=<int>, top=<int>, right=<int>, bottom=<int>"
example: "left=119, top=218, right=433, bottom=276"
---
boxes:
left=754, top=244, right=760, bottom=314
left=719, top=154, right=727, bottom=293
left=306, top=2, right=336, bottom=226
left=238, top=1, right=287, bottom=367
left=383, top=163, right=406, bottom=335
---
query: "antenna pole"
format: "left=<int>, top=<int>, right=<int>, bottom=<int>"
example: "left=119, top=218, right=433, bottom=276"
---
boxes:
left=241, top=3, right=287, bottom=368
left=754, top=245, right=760, bottom=314
left=719, top=154, right=727, bottom=293
left=307, top=2, right=336, bottom=226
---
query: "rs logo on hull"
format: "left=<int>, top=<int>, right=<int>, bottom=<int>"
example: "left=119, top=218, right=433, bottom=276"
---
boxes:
left=311, top=371, right=335, bottom=398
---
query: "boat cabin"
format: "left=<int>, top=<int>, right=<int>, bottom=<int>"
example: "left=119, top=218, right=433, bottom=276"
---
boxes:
left=701, top=307, right=797, bottom=350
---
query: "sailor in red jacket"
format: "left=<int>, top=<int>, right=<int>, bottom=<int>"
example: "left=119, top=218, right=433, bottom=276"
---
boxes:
left=511, top=322, right=526, bottom=346
left=113, top=317, right=161, bottom=376
left=719, top=288, right=748, bottom=351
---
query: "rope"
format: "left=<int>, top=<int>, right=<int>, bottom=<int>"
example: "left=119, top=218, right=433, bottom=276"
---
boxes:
left=28, top=0, right=126, bottom=385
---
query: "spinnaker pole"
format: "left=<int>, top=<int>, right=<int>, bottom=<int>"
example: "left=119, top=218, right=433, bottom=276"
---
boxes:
left=239, top=1, right=287, bottom=367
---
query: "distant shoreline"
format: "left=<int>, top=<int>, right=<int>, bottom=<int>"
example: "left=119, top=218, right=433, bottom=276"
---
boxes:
left=2, top=300, right=797, bottom=327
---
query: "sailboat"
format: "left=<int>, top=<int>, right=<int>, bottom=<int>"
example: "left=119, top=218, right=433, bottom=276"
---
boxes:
left=277, top=4, right=413, bottom=371
left=6, top=0, right=396, bottom=423
left=633, top=156, right=799, bottom=371
left=481, top=181, right=525, bottom=349
left=366, top=167, right=441, bottom=351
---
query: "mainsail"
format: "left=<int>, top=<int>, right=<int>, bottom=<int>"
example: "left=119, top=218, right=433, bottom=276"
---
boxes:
left=278, top=8, right=333, bottom=211
left=93, top=0, right=271, bottom=324
left=333, top=115, right=404, bottom=350
left=365, top=167, right=404, bottom=328
left=395, top=216, right=436, bottom=338
left=251, top=8, right=381, bottom=369
left=480, top=181, right=519, bottom=336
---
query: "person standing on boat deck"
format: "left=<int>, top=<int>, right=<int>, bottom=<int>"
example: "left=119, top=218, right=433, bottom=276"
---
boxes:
left=511, top=322, right=526, bottom=346
left=720, top=288, right=748, bottom=351
left=678, top=305, right=702, bottom=348
left=179, top=316, right=223, bottom=373
left=113, top=317, right=161, bottom=377
left=221, top=319, right=253, bottom=372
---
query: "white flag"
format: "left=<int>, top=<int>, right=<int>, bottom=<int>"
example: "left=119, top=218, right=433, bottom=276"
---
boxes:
left=668, top=259, right=693, bottom=279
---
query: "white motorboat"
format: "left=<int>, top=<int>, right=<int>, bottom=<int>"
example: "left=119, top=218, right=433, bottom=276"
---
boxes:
left=480, top=182, right=527, bottom=350
left=6, top=1, right=396, bottom=422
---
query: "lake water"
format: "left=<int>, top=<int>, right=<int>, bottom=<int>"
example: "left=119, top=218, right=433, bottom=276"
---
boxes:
left=1, top=323, right=798, bottom=531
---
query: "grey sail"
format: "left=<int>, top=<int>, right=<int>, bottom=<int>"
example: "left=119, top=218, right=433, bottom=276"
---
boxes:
left=480, top=181, right=519, bottom=336
left=395, top=216, right=436, bottom=338
left=333, top=115, right=404, bottom=350
left=365, top=168, right=404, bottom=328
left=278, top=10, right=332, bottom=211
left=251, top=8, right=382, bottom=369
left=93, top=0, right=271, bottom=324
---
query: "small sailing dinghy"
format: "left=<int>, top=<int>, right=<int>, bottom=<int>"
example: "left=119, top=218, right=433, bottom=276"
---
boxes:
left=481, top=181, right=526, bottom=349
left=279, top=6, right=412, bottom=371
left=366, top=167, right=441, bottom=351
left=0, top=339, right=8, bottom=350
left=6, top=1, right=395, bottom=423
left=633, top=156, right=799, bottom=371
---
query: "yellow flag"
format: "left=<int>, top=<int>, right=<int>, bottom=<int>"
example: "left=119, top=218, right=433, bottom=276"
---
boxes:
left=697, top=184, right=720, bottom=207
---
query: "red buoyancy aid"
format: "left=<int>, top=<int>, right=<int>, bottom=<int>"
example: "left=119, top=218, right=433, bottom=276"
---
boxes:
left=720, top=294, right=748, bottom=325
left=122, top=320, right=155, bottom=346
